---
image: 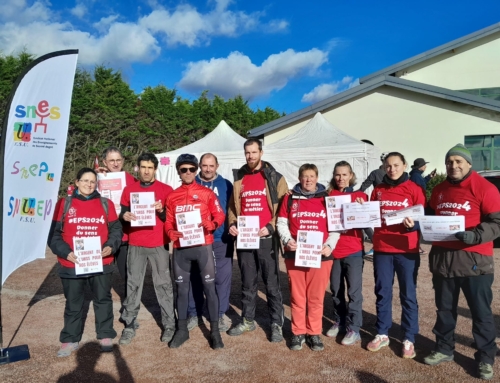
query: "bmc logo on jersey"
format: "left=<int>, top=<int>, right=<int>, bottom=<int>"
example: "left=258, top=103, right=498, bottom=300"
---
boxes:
left=380, top=199, right=409, bottom=208
left=436, top=201, right=471, bottom=211
left=176, top=204, right=201, bottom=212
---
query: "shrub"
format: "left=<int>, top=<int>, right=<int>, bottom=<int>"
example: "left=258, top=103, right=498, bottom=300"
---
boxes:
left=426, top=173, right=447, bottom=200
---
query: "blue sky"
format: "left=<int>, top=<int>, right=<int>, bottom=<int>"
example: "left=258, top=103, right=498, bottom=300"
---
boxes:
left=2, top=0, right=500, bottom=115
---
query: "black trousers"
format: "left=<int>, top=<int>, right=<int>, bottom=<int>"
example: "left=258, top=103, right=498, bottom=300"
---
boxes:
left=60, top=274, right=116, bottom=343
left=330, top=255, right=364, bottom=333
left=173, top=244, right=218, bottom=321
left=237, top=237, right=284, bottom=326
left=432, top=274, right=497, bottom=364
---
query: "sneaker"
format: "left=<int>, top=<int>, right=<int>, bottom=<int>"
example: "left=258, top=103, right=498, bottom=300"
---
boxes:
left=119, top=328, right=136, bottom=345
left=99, top=338, right=113, bottom=352
left=367, top=334, right=389, bottom=352
left=326, top=322, right=344, bottom=338
left=270, top=323, right=283, bottom=343
left=289, top=334, right=306, bottom=351
left=478, top=362, right=494, bottom=380
left=423, top=351, right=454, bottom=366
left=187, top=316, right=202, bottom=331
left=227, top=318, right=256, bottom=336
left=218, top=317, right=229, bottom=332
left=57, top=342, right=79, bottom=357
left=161, top=328, right=175, bottom=343
left=402, top=340, right=416, bottom=359
left=307, top=335, right=324, bottom=351
left=341, top=330, right=361, bottom=346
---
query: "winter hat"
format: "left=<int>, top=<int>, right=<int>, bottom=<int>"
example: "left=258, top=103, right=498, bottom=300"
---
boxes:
left=445, top=143, right=472, bottom=165
left=411, top=158, right=429, bottom=169
left=176, top=153, right=199, bottom=169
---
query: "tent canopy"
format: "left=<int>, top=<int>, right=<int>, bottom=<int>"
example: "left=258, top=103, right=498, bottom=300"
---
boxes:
left=156, top=120, right=247, bottom=188
left=155, top=113, right=381, bottom=190
left=266, top=112, right=367, bottom=149
left=262, top=113, right=381, bottom=188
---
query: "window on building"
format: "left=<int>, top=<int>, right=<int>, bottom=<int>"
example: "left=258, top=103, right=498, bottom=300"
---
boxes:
left=459, top=87, right=500, bottom=101
left=465, top=135, right=500, bottom=171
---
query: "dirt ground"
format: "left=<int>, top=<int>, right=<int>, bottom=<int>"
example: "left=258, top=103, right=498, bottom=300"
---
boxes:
left=1, top=242, right=499, bottom=383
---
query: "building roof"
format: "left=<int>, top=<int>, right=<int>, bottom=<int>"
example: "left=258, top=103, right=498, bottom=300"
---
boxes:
left=359, top=22, right=500, bottom=84
left=248, top=75, right=500, bottom=137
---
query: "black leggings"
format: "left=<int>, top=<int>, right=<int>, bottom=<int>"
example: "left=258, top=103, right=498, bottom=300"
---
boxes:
left=173, top=244, right=218, bottom=321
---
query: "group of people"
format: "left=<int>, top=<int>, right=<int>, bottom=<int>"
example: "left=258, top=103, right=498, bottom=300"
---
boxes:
left=48, top=139, right=499, bottom=381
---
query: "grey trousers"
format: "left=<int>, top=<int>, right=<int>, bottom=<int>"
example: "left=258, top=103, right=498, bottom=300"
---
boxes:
left=120, top=245, right=175, bottom=330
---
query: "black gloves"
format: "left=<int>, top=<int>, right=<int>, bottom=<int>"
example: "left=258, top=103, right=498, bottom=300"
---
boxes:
left=454, top=231, right=477, bottom=245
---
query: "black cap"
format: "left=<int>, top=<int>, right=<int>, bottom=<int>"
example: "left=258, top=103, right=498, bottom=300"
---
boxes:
left=176, top=153, right=199, bottom=169
left=411, top=158, right=429, bottom=169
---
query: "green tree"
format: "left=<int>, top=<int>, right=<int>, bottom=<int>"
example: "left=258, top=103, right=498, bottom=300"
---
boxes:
left=0, top=51, right=35, bottom=129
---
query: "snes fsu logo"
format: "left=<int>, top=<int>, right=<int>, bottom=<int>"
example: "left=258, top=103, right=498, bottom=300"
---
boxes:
left=13, top=100, right=61, bottom=145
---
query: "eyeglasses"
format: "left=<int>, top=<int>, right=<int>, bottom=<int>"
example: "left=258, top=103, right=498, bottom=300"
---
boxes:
left=79, top=179, right=96, bottom=184
left=106, top=159, right=123, bottom=164
left=179, top=167, right=197, bottom=174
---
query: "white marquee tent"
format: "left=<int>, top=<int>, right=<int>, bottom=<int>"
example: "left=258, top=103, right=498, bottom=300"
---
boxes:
left=261, top=112, right=381, bottom=188
left=155, top=120, right=247, bottom=188
left=155, top=113, right=381, bottom=190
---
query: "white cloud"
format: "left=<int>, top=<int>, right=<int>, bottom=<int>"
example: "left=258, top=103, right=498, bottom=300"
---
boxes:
left=301, top=76, right=359, bottom=104
left=70, top=3, right=87, bottom=19
left=0, top=0, right=289, bottom=67
left=0, top=20, right=161, bottom=65
left=178, top=49, right=328, bottom=100
left=0, top=0, right=51, bottom=24
left=140, top=1, right=287, bottom=47
left=93, top=15, right=120, bottom=33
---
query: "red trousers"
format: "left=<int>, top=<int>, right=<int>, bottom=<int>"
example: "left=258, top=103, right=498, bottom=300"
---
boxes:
left=285, top=258, right=333, bottom=335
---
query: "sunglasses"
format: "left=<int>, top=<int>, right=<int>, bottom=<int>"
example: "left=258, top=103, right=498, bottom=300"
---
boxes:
left=179, top=167, right=197, bottom=174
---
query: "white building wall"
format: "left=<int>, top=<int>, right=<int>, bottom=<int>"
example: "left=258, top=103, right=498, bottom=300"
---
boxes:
left=264, top=87, right=500, bottom=175
left=399, top=33, right=500, bottom=90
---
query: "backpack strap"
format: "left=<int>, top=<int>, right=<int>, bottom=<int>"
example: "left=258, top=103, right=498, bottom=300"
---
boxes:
left=99, top=197, right=109, bottom=226
left=287, top=193, right=294, bottom=213
left=60, top=196, right=73, bottom=231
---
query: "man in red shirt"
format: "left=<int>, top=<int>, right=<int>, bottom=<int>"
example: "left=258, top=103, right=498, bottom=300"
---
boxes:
left=424, top=144, right=500, bottom=381
left=227, top=139, right=289, bottom=342
left=164, top=154, right=226, bottom=349
left=118, top=153, right=175, bottom=346
left=95, top=146, right=136, bottom=288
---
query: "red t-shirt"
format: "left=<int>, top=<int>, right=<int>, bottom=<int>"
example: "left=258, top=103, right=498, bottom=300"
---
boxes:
left=121, top=180, right=173, bottom=247
left=278, top=194, right=329, bottom=243
left=429, top=171, right=500, bottom=255
left=54, top=197, right=118, bottom=268
left=240, top=172, right=272, bottom=229
left=329, top=190, right=367, bottom=258
left=164, top=182, right=225, bottom=248
left=371, top=179, right=426, bottom=253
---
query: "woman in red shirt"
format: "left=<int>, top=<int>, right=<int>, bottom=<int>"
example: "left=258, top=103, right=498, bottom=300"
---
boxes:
left=360, top=153, right=426, bottom=359
left=50, top=168, right=122, bottom=357
left=277, top=164, right=339, bottom=351
left=325, top=161, right=368, bottom=346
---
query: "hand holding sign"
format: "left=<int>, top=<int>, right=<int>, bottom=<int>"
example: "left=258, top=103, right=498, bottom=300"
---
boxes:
left=101, top=246, right=113, bottom=257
